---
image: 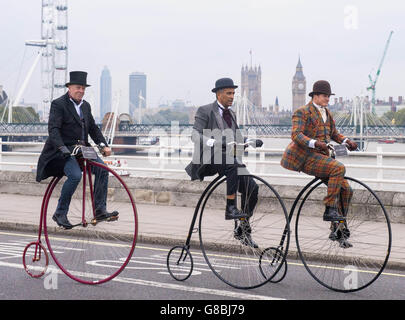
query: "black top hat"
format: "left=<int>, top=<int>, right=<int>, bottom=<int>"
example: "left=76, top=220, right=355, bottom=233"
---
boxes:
left=65, top=71, right=91, bottom=87
left=212, top=78, right=238, bottom=93
left=309, top=80, right=334, bottom=97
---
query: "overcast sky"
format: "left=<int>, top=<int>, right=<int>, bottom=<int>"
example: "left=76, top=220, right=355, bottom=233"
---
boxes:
left=0, top=0, right=404, bottom=116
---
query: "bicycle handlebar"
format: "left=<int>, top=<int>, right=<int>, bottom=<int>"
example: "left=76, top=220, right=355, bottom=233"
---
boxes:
left=70, top=143, right=108, bottom=158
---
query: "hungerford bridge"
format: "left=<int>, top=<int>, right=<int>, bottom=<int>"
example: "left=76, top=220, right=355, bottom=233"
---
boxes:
left=1, top=96, right=404, bottom=141
left=1, top=122, right=404, bottom=140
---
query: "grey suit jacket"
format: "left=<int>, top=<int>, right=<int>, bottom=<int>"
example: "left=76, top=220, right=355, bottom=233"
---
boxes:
left=186, top=101, right=244, bottom=181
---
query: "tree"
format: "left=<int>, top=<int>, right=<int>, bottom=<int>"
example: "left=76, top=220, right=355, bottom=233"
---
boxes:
left=384, top=109, right=405, bottom=126
left=394, top=109, right=405, bottom=126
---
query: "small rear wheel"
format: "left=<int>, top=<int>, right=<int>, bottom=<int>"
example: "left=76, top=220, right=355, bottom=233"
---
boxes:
left=23, top=242, right=49, bottom=278
left=167, top=245, right=194, bottom=281
left=259, top=247, right=288, bottom=283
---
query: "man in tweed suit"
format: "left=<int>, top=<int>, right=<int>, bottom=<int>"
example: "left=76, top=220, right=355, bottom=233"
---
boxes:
left=186, top=78, right=263, bottom=247
left=281, top=80, right=357, bottom=221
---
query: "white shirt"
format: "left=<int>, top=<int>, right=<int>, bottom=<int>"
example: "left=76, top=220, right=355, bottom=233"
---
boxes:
left=313, top=102, right=327, bottom=123
left=69, top=97, right=84, bottom=117
left=206, top=101, right=232, bottom=147
left=308, top=102, right=347, bottom=149
left=308, top=102, right=327, bottom=148
left=216, top=100, right=232, bottom=117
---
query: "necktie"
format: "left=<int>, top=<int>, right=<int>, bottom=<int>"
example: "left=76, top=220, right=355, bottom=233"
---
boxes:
left=223, top=108, right=232, bottom=128
left=319, top=107, right=327, bottom=122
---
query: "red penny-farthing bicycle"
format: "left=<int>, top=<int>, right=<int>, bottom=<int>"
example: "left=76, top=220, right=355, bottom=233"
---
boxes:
left=23, top=145, right=138, bottom=284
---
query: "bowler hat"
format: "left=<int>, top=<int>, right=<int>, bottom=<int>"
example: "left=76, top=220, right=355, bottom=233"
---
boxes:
left=309, top=80, right=334, bottom=97
left=212, top=78, right=238, bottom=93
left=65, top=71, right=91, bottom=87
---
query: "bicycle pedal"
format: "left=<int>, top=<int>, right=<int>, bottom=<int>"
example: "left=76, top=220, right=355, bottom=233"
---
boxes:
left=106, top=215, right=119, bottom=222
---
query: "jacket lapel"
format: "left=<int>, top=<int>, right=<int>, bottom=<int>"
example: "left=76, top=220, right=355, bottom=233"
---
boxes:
left=64, top=93, right=83, bottom=125
left=308, top=102, right=322, bottom=123
left=212, top=101, right=224, bottom=131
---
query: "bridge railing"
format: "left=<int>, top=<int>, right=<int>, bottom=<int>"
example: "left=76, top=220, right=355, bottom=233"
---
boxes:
left=1, top=122, right=405, bottom=136
left=0, top=139, right=405, bottom=190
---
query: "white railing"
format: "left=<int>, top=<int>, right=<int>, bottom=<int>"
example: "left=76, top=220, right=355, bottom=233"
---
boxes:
left=1, top=139, right=405, bottom=187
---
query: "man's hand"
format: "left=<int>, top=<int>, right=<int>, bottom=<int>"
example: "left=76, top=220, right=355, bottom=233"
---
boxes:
left=246, top=139, right=264, bottom=148
left=315, top=141, right=329, bottom=154
left=212, top=136, right=229, bottom=148
left=101, top=146, right=112, bottom=157
left=59, top=146, right=71, bottom=159
left=345, top=139, right=358, bottom=151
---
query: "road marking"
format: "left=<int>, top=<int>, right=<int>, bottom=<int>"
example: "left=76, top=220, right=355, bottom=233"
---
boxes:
left=1, top=260, right=282, bottom=300
left=2, top=230, right=405, bottom=279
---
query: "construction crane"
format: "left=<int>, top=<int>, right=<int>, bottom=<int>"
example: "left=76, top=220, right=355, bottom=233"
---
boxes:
left=367, top=30, right=394, bottom=114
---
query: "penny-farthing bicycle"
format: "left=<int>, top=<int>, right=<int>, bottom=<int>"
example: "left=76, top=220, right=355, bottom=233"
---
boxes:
left=23, top=145, right=138, bottom=285
left=289, top=144, right=392, bottom=292
left=167, top=142, right=290, bottom=289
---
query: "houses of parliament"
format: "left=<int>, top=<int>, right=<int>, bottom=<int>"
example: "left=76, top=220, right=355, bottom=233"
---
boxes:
left=240, top=57, right=306, bottom=112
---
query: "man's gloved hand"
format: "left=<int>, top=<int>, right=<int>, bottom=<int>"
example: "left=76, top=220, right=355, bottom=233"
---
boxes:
left=59, top=145, right=71, bottom=159
left=315, top=140, right=329, bottom=155
left=208, top=136, right=229, bottom=148
left=345, top=139, right=358, bottom=151
left=246, top=139, right=264, bottom=148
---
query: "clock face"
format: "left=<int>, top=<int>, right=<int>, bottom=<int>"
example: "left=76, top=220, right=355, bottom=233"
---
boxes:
left=298, top=83, right=304, bottom=90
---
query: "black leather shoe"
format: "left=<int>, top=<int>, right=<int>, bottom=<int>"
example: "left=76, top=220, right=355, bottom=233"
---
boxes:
left=234, top=221, right=258, bottom=248
left=52, top=213, right=73, bottom=229
left=323, top=206, right=345, bottom=222
left=225, top=205, right=249, bottom=220
left=95, top=209, right=119, bottom=221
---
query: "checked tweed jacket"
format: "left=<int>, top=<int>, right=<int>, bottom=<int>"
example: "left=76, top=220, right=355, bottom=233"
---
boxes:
left=280, top=101, right=353, bottom=209
left=280, top=101, right=346, bottom=172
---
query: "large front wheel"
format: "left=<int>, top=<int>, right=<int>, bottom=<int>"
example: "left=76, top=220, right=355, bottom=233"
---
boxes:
left=43, top=160, right=138, bottom=285
left=199, top=174, right=290, bottom=289
left=295, top=177, right=392, bottom=292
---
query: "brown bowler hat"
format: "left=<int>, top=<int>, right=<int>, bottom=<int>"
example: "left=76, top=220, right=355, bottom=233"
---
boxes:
left=309, top=80, right=335, bottom=97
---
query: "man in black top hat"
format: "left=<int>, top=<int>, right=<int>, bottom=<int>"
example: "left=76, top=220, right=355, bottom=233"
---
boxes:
left=36, top=71, right=116, bottom=229
left=186, top=77, right=263, bottom=248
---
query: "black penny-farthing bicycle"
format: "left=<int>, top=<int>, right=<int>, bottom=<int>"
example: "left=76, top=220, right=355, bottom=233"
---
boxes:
left=290, top=144, right=392, bottom=292
left=167, top=142, right=290, bottom=290
left=167, top=142, right=392, bottom=293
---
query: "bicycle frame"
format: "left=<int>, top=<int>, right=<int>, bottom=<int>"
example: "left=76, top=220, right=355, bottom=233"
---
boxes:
left=32, top=157, right=98, bottom=246
left=175, top=175, right=224, bottom=264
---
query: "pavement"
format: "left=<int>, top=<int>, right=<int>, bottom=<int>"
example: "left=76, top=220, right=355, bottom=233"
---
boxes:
left=1, top=193, right=405, bottom=270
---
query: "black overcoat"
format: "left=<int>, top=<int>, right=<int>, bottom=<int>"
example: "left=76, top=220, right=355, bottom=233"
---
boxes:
left=36, top=92, right=108, bottom=182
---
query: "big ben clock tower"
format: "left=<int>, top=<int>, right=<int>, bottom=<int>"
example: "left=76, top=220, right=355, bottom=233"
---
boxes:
left=292, top=57, right=306, bottom=112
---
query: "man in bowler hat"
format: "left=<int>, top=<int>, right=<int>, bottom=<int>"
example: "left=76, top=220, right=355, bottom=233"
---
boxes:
left=281, top=80, right=357, bottom=222
left=186, top=78, right=263, bottom=248
left=36, top=71, right=116, bottom=229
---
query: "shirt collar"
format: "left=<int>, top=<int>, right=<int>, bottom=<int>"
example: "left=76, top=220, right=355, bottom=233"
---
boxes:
left=69, top=95, right=83, bottom=106
left=312, top=101, right=326, bottom=110
left=217, top=100, right=231, bottom=110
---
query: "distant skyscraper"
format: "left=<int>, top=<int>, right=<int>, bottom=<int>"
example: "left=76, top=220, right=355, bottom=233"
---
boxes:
left=129, top=72, right=147, bottom=118
left=100, top=66, right=112, bottom=119
left=241, top=65, right=262, bottom=108
left=292, top=57, right=306, bottom=112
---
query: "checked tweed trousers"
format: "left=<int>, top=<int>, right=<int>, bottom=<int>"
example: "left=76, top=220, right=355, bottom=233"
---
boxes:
left=301, top=151, right=353, bottom=212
